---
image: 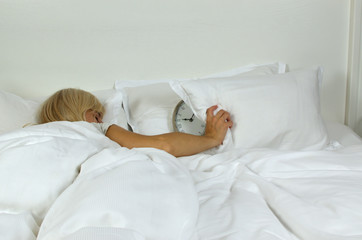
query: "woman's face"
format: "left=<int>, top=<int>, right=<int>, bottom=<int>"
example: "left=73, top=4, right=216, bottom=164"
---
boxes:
left=85, top=109, right=103, bottom=123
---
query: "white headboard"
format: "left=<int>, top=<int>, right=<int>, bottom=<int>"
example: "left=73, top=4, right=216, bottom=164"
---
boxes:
left=0, top=0, right=354, bottom=124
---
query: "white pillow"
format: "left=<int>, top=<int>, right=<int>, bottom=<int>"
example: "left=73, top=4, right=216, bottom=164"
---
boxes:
left=0, top=90, right=39, bottom=134
left=116, top=62, right=286, bottom=135
left=170, top=67, right=329, bottom=151
left=92, top=89, right=128, bottom=129
left=0, top=89, right=127, bottom=134
left=121, top=83, right=181, bottom=135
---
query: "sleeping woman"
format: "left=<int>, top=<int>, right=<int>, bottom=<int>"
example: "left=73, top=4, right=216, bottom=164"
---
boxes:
left=38, top=88, right=233, bottom=157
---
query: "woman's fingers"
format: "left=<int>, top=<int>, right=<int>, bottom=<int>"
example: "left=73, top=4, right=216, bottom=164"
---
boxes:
left=204, top=106, right=233, bottom=146
left=206, top=106, right=233, bottom=128
left=215, top=109, right=232, bottom=125
left=206, top=105, right=218, bottom=118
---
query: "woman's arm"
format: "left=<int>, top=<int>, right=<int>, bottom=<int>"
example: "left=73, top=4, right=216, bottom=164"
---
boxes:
left=105, top=106, right=233, bottom=157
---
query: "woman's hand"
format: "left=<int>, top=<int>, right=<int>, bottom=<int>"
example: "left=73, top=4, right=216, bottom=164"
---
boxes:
left=204, top=105, right=233, bottom=146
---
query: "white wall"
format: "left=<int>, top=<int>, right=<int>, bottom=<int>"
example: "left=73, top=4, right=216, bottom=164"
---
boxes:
left=0, top=0, right=350, bottom=123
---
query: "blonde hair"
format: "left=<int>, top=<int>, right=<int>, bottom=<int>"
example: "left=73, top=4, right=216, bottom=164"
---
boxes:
left=39, top=88, right=104, bottom=124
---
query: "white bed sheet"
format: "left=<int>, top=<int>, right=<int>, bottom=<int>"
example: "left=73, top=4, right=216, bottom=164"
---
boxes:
left=0, top=122, right=361, bottom=240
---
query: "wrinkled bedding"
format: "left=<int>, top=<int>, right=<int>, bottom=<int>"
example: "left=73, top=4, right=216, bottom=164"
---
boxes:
left=1, top=122, right=362, bottom=240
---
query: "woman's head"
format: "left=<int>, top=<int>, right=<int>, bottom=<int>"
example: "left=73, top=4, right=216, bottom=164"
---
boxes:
left=39, top=88, right=105, bottom=124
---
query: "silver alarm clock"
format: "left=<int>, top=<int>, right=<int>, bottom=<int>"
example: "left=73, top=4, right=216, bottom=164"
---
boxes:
left=172, top=101, right=206, bottom=136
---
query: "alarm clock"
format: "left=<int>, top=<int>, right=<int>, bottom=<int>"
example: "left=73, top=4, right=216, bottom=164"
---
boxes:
left=172, top=100, right=206, bottom=136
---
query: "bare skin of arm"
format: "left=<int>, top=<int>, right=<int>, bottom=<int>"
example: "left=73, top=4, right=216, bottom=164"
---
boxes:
left=105, top=106, right=233, bottom=157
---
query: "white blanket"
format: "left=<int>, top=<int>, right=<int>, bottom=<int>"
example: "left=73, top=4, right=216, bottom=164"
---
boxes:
left=0, top=122, right=362, bottom=240
left=37, top=147, right=198, bottom=240
left=179, top=146, right=362, bottom=240
left=0, top=122, right=117, bottom=239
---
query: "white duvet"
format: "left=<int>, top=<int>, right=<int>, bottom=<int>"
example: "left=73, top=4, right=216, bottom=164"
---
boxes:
left=0, top=122, right=361, bottom=240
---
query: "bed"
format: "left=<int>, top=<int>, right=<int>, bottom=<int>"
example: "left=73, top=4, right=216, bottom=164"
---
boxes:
left=1, top=62, right=362, bottom=240
left=1, top=0, right=362, bottom=239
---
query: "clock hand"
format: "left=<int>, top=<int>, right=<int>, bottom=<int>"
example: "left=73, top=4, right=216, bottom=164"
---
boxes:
left=190, top=114, right=195, bottom=122
left=182, top=118, right=191, bottom=121
left=182, top=114, right=195, bottom=122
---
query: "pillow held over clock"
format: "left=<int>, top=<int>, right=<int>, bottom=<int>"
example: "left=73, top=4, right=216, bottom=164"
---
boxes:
left=117, top=62, right=286, bottom=136
left=170, top=67, right=329, bottom=151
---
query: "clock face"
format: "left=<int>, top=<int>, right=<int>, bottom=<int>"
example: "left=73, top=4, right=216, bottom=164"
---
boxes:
left=173, top=101, right=206, bottom=136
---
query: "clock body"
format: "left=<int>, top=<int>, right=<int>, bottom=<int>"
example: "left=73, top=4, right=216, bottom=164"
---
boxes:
left=173, top=101, right=206, bottom=136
